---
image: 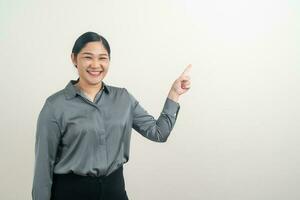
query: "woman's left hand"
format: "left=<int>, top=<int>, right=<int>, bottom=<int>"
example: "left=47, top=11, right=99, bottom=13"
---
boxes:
left=168, top=64, right=192, bottom=102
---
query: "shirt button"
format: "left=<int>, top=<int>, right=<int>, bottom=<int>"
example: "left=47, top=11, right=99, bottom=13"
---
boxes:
left=99, top=134, right=106, bottom=145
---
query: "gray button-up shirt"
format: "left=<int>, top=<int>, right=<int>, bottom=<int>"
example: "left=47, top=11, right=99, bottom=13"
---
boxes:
left=32, top=79, right=180, bottom=200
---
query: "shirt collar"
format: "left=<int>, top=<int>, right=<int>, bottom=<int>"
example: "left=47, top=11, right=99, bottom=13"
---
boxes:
left=64, top=78, right=110, bottom=100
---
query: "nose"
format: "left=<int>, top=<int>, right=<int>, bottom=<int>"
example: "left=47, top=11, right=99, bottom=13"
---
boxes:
left=91, top=59, right=101, bottom=68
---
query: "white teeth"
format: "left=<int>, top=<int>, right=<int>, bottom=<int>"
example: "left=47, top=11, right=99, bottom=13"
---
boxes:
left=88, top=71, right=102, bottom=75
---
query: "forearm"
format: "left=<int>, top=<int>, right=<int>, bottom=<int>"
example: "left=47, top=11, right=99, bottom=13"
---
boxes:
left=132, top=97, right=180, bottom=143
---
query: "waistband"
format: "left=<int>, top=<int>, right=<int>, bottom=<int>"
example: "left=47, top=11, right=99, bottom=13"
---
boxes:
left=53, top=166, right=123, bottom=182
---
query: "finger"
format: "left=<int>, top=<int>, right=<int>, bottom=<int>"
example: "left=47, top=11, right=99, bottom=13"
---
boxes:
left=181, top=83, right=191, bottom=89
left=182, top=85, right=191, bottom=89
left=183, top=81, right=191, bottom=86
left=182, top=82, right=191, bottom=88
left=184, top=83, right=191, bottom=88
left=181, top=64, right=192, bottom=76
left=180, top=75, right=191, bottom=81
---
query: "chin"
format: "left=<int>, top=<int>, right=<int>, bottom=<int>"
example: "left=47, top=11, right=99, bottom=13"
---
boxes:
left=88, top=79, right=102, bottom=85
left=81, top=74, right=104, bottom=85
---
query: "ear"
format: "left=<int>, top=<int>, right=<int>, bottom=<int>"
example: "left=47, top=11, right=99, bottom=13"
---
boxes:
left=71, top=53, right=77, bottom=67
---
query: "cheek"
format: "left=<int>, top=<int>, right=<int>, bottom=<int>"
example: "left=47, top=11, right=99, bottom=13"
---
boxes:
left=102, top=63, right=110, bottom=71
left=76, top=66, right=87, bottom=75
left=78, top=59, right=89, bottom=67
left=102, top=69, right=108, bottom=76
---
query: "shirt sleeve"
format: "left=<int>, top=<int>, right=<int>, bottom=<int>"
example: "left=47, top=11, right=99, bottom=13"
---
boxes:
left=125, top=88, right=180, bottom=142
left=32, top=100, right=61, bottom=200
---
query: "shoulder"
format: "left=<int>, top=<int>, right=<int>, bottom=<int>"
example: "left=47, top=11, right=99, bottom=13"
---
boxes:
left=105, top=84, right=129, bottom=97
left=105, top=84, right=137, bottom=105
left=37, top=89, right=66, bottom=119
left=45, top=89, right=66, bottom=105
left=106, top=84, right=124, bottom=93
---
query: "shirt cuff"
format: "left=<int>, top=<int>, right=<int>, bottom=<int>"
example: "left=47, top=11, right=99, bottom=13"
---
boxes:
left=162, top=98, right=180, bottom=119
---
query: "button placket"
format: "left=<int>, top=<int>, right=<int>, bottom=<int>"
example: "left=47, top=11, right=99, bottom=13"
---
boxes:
left=95, top=106, right=108, bottom=175
left=99, top=133, right=106, bottom=145
left=95, top=106, right=106, bottom=146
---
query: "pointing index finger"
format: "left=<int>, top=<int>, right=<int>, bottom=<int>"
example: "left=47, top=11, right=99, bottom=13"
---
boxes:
left=181, top=64, right=192, bottom=76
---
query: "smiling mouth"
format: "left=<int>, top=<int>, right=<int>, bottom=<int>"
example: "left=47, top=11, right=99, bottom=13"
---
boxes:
left=87, top=70, right=102, bottom=77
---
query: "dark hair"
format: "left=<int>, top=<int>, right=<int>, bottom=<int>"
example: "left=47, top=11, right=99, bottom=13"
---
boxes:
left=72, top=31, right=111, bottom=63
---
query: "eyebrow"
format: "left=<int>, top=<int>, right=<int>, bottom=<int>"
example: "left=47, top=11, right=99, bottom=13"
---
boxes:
left=81, top=52, right=108, bottom=56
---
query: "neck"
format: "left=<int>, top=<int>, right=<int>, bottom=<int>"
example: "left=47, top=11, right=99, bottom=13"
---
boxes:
left=76, top=79, right=103, bottom=96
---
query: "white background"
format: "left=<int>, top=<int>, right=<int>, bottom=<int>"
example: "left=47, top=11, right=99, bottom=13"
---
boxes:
left=0, top=0, right=299, bottom=199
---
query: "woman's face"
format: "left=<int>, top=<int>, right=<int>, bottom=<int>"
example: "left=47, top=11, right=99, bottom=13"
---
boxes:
left=71, top=41, right=110, bottom=86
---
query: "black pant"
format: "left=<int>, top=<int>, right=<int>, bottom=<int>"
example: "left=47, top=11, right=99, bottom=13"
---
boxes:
left=51, top=166, right=129, bottom=200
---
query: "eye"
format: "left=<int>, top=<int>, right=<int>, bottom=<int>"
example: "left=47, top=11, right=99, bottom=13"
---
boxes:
left=99, top=57, right=108, bottom=60
left=84, top=57, right=92, bottom=59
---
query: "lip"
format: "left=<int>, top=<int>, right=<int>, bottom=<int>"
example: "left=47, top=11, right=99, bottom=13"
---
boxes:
left=87, top=70, right=103, bottom=77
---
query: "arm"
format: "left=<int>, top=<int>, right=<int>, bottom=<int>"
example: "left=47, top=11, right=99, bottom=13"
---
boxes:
left=127, top=64, right=192, bottom=142
left=126, top=88, right=180, bottom=142
left=32, top=100, right=61, bottom=200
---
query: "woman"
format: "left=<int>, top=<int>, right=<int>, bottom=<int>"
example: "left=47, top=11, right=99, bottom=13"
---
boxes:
left=32, top=32, right=191, bottom=200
